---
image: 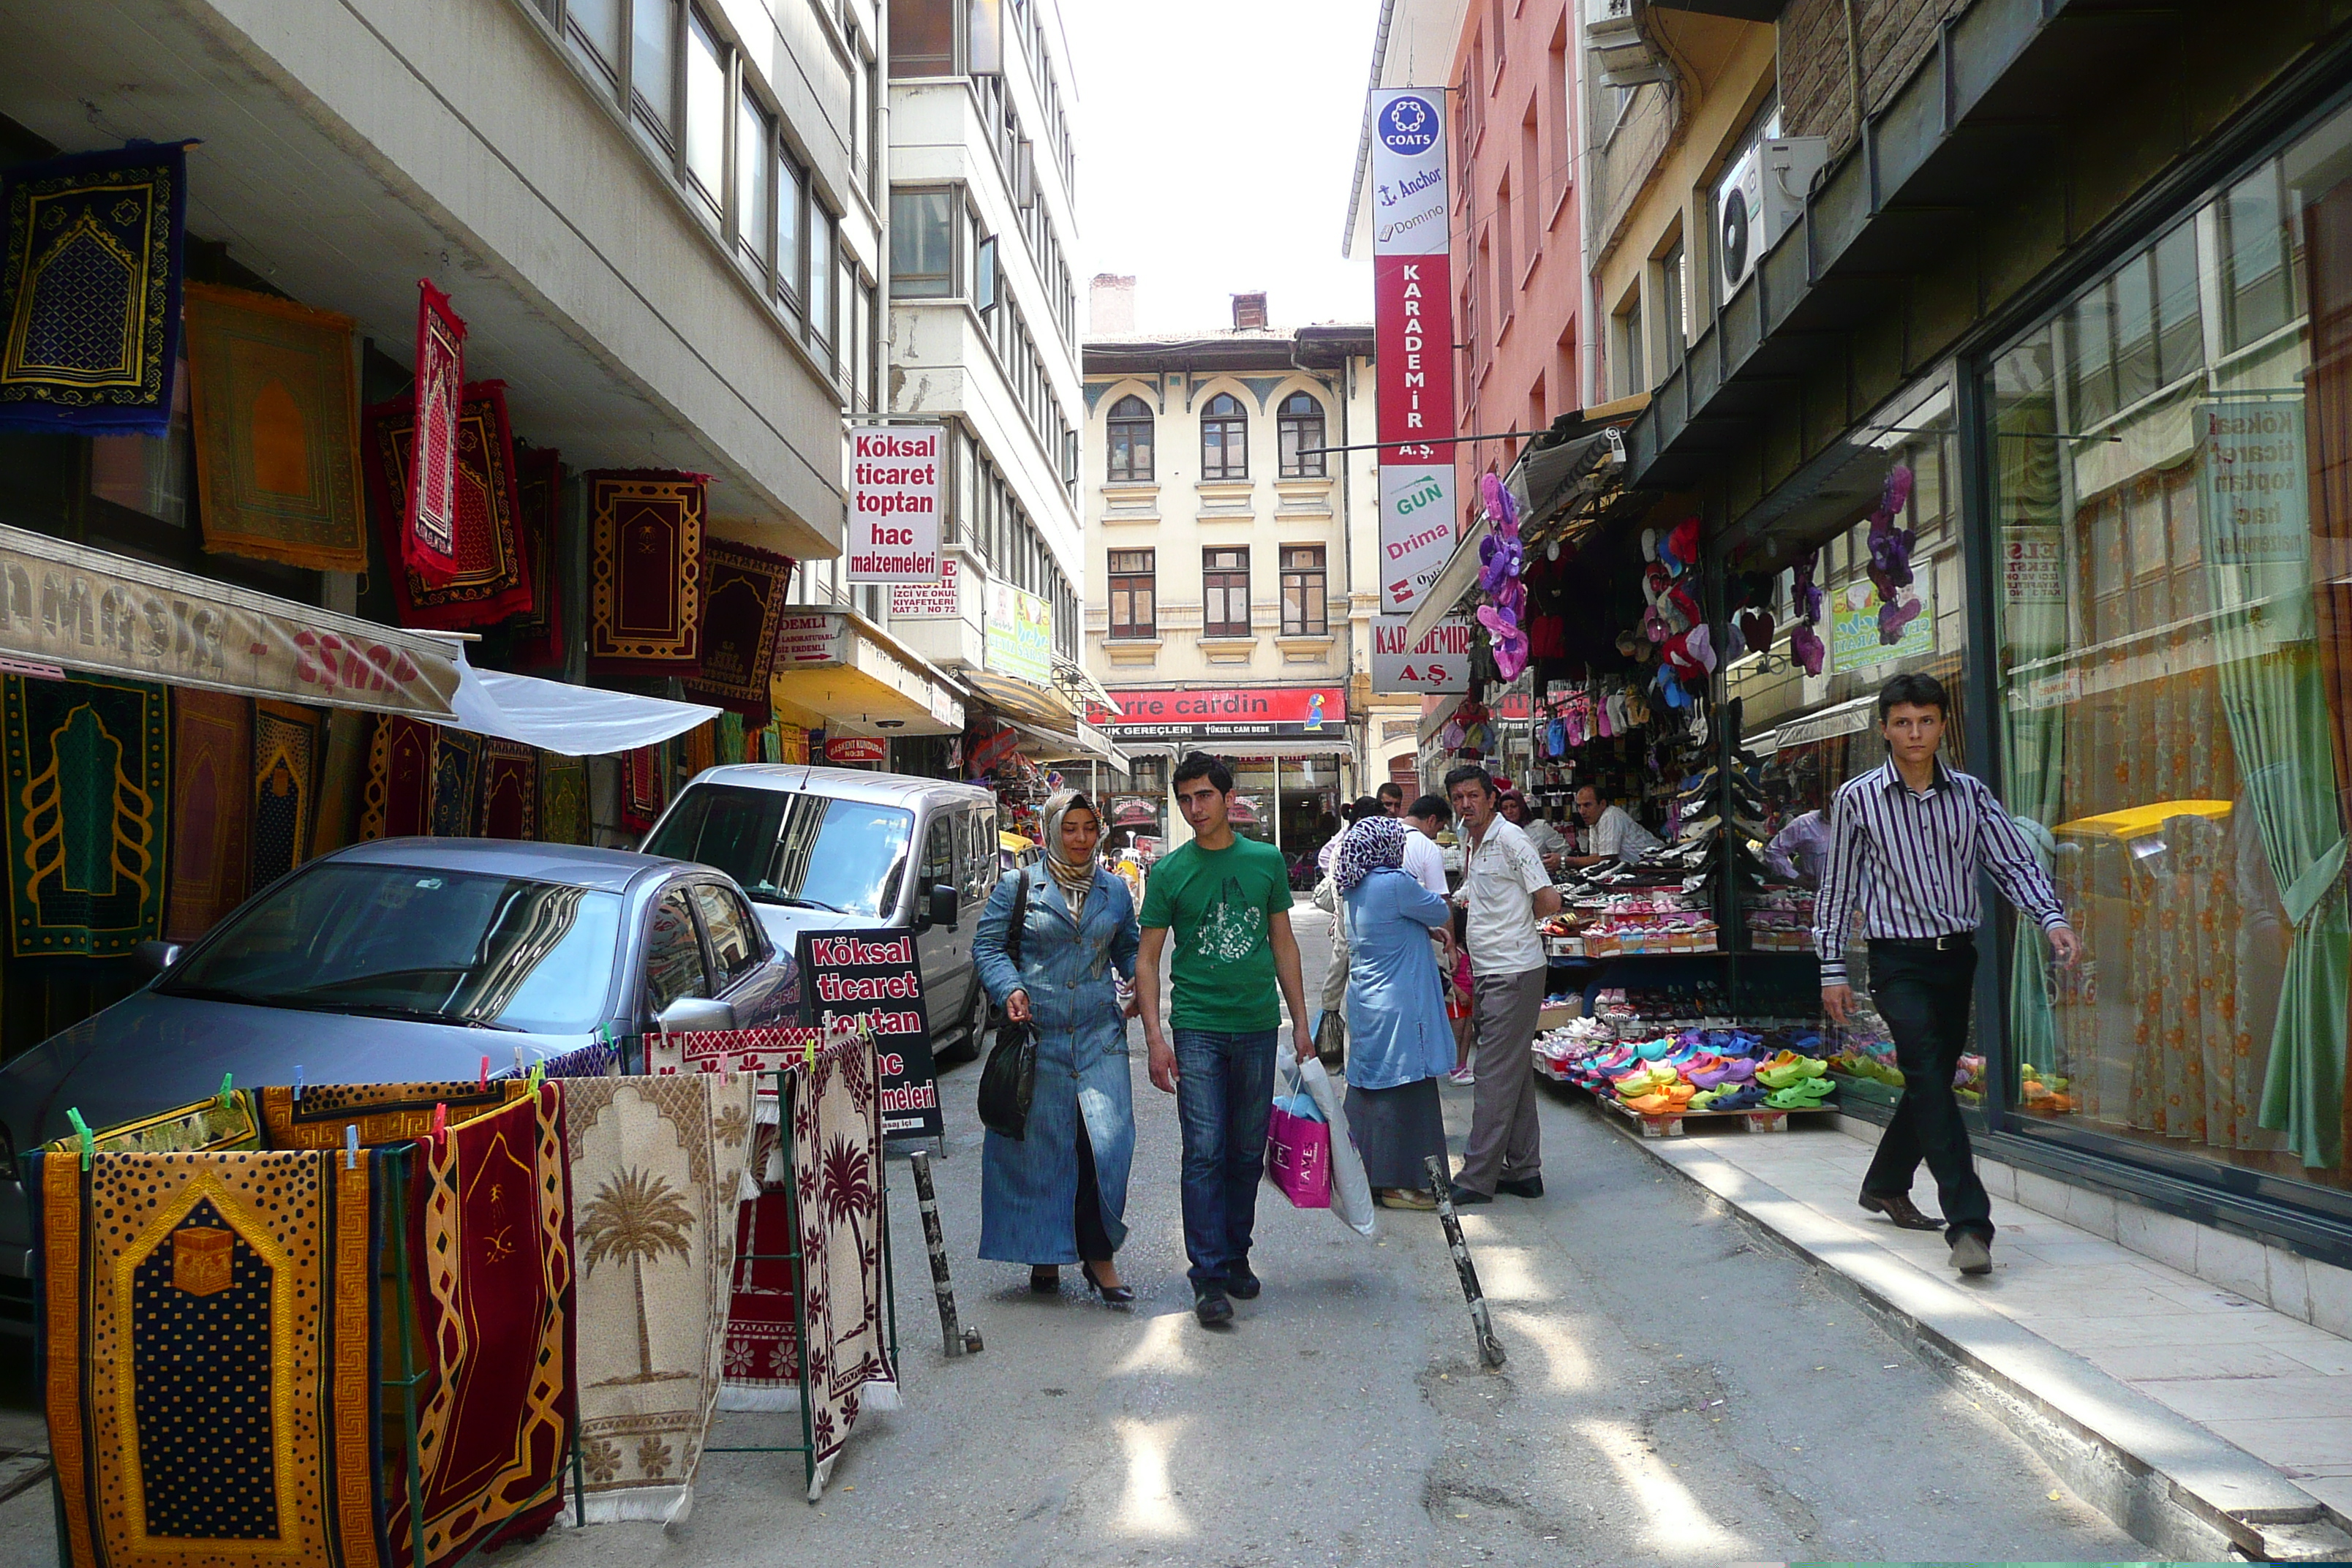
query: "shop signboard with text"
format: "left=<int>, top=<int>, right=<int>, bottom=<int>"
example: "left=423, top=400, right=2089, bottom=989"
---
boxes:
left=889, top=554, right=960, bottom=617
left=1369, top=88, right=1458, bottom=614
left=1086, top=685, right=1345, bottom=741
left=847, top=423, right=941, bottom=583
left=1370, top=611, right=1470, bottom=694
left=984, top=581, right=1052, bottom=685
left=2197, top=399, right=2308, bottom=568
left=798, top=928, right=943, bottom=1141
left=824, top=735, right=888, bottom=764
left=1830, top=578, right=1935, bottom=674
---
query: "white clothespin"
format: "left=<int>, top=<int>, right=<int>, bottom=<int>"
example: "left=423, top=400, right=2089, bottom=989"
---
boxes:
left=344, top=1125, right=358, bottom=1170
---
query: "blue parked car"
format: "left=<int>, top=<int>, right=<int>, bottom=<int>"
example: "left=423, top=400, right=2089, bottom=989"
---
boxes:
left=0, top=837, right=800, bottom=1336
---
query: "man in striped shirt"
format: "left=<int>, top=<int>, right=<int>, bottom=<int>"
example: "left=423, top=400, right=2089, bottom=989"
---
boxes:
left=1814, top=673, right=2080, bottom=1277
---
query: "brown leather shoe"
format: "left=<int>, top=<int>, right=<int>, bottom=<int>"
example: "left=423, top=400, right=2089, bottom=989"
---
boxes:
left=1858, top=1190, right=1943, bottom=1231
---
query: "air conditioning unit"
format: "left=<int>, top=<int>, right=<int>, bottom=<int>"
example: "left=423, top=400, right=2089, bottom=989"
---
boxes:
left=1715, top=135, right=1828, bottom=298
left=1584, top=0, right=1640, bottom=49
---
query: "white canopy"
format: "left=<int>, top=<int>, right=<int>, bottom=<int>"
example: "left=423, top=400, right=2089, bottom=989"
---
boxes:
left=443, top=662, right=720, bottom=756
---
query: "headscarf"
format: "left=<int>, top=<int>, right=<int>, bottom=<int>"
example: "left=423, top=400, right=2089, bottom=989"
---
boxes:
left=1335, top=815, right=1408, bottom=896
left=1041, top=790, right=1099, bottom=896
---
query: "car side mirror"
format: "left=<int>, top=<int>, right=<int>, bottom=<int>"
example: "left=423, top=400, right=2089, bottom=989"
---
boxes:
left=656, top=995, right=734, bottom=1035
left=930, top=882, right=959, bottom=932
left=134, top=939, right=183, bottom=975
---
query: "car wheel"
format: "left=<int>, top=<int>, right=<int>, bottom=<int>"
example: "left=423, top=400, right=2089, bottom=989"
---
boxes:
left=938, top=979, right=990, bottom=1066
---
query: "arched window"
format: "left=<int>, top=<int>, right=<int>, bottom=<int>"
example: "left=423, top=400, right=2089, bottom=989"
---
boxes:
left=1106, top=393, right=1153, bottom=481
left=1277, top=391, right=1327, bottom=478
left=1200, top=392, right=1248, bottom=480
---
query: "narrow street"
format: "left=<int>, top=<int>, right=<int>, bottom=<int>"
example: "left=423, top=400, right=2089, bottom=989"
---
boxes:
left=2, top=902, right=2129, bottom=1567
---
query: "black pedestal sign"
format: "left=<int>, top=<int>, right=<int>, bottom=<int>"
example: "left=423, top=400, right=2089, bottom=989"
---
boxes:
left=797, top=927, right=944, bottom=1140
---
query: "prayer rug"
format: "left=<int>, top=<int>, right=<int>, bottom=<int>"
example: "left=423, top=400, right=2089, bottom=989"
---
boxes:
left=478, top=739, right=537, bottom=840
left=183, top=280, right=367, bottom=570
left=39, top=1088, right=262, bottom=1157
left=250, top=699, right=321, bottom=889
left=715, top=712, right=746, bottom=766
left=365, top=380, right=535, bottom=630
left=35, top=1145, right=390, bottom=1568
left=3, top=672, right=168, bottom=957
left=257, top=1079, right=527, bottom=1151
left=0, top=142, right=186, bottom=435
left=532, top=1038, right=619, bottom=1079
left=620, top=745, right=664, bottom=832
left=564, top=1073, right=757, bottom=1524
left=586, top=470, right=704, bottom=675
left=358, top=714, right=435, bottom=842
left=538, top=755, right=588, bottom=846
left=428, top=728, right=481, bottom=840
left=164, top=687, right=250, bottom=942
left=682, top=539, right=793, bottom=721
left=405, top=279, right=465, bottom=578
left=511, top=446, right=564, bottom=667
left=681, top=722, right=715, bottom=779
left=393, top=1081, right=576, bottom=1564
left=312, top=708, right=369, bottom=856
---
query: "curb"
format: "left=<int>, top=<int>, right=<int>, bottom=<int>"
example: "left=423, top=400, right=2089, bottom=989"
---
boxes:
left=1583, top=1101, right=2352, bottom=1563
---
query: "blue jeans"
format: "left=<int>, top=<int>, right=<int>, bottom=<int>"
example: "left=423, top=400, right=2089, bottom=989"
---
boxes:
left=1172, top=1028, right=1278, bottom=1289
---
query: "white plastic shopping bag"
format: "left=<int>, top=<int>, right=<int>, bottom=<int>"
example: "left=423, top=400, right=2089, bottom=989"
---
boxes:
left=1275, top=1044, right=1376, bottom=1237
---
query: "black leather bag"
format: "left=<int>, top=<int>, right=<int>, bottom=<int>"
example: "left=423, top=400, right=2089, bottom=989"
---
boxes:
left=976, top=870, right=1039, bottom=1141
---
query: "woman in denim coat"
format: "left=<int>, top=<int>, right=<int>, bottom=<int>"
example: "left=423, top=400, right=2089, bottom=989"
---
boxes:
left=973, top=791, right=1142, bottom=1302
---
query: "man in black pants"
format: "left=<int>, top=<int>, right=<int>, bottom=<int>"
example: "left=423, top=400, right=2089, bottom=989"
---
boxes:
left=1814, top=673, right=2080, bottom=1276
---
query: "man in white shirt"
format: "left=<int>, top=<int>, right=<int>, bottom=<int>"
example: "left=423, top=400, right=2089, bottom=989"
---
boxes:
left=1445, top=765, right=1562, bottom=1204
left=1564, top=784, right=1662, bottom=867
left=1401, top=795, right=1450, bottom=897
left=1499, top=791, right=1569, bottom=874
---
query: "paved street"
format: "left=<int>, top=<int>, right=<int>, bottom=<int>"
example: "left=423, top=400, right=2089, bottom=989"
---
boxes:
left=0, top=904, right=2143, bottom=1565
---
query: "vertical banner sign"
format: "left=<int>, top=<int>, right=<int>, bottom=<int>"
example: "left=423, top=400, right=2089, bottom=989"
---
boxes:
left=1370, top=89, right=1458, bottom=614
left=799, top=927, right=945, bottom=1140
left=848, top=423, right=941, bottom=582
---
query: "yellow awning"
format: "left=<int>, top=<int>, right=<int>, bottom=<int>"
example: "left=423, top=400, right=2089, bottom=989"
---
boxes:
left=768, top=607, right=964, bottom=735
left=958, top=665, right=1077, bottom=727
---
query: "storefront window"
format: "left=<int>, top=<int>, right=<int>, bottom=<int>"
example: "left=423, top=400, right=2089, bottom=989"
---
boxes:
left=1226, top=755, right=1277, bottom=848
left=1984, top=99, right=2352, bottom=1191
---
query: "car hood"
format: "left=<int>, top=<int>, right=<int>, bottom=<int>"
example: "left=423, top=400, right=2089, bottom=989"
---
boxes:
left=748, top=901, right=889, bottom=957
left=0, top=989, right=593, bottom=1153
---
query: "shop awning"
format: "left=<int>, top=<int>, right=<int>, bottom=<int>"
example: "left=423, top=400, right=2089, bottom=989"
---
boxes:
left=957, top=664, right=1078, bottom=727
left=769, top=606, right=965, bottom=736
left=1749, top=694, right=1876, bottom=753
left=1401, top=526, right=1492, bottom=648
left=446, top=666, right=715, bottom=756
left=1052, top=655, right=1122, bottom=718
left=1008, top=717, right=1131, bottom=769
left=1507, top=426, right=1626, bottom=536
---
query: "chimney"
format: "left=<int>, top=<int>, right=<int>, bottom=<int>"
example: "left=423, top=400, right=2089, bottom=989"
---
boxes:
left=1090, top=274, right=1137, bottom=335
left=1231, top=291, right=1269, bottom=330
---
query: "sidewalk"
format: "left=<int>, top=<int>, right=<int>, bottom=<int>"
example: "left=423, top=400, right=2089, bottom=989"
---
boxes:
left=1589, top=1102, right=2352, bottom=1561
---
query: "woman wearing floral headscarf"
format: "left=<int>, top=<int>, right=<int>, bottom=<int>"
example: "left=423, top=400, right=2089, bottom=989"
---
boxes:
left=1337, top=815, right=1454, bottom=1209
left=973, top=791, right=1142, bottom=1301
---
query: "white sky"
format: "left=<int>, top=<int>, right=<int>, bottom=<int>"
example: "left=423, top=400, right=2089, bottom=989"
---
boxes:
left=1060, top=0, right=1378, bottom=336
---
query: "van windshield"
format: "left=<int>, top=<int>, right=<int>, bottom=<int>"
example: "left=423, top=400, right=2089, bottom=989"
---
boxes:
left=643, top=784, right=913, bottom=919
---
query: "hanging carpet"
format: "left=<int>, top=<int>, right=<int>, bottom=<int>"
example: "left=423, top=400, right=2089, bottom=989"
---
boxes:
left=4, top=672, right=168, bottom=957
left=403, top=279, right=465, bottom=579
left=586, top=471, right=704, bottom=675
left=683, top=539, right=794, bottom=722
left=164, top=685, right=250, bottom=942
left=427, top=728, right=481, bottom=840
left=183, top=280, right=367, bottom=570
left=539, top=755, right=588, bottom=846
left=511, top=447, right=564, bottom=667
left=256, top=1078, right=528, bottom=1150
left=37, top=1088, right=263, bottom=1157
left=0, top=141, right=186, bottom=435
left=619, top=745, right=665, bottom=832
left=364, top=380, right=534, bottom=630
left=477, top=739, right=537, bottom=840
left=359, top=713, right=436, bottom=842
left=251, top=699, right=321, bottom=889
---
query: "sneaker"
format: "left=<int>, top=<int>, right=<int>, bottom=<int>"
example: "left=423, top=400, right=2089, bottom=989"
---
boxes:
left=1194, top=1288, right=1234, bottom=1327
left=1448, top=1066, right=1477, bottom=1085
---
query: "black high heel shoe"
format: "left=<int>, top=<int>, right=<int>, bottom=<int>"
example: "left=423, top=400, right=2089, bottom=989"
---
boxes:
left=1080, top=1262, right=1136, bottom=1304
left=1030, top=1265, right=1060, bottom=1294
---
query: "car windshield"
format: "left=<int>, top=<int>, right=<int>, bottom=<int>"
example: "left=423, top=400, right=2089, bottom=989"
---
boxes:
left=161, top=862, right=624, bottom=1034
left=642, top=785, right=911, bottom=919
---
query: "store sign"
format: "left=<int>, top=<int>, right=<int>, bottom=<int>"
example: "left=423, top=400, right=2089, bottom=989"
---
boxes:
left=0, top=522, right=461, bottom=716
left=1369, top=88, right=1458, bottom=614
left=2002, top=525, right=2065, bottom=605
left=1109, top=795, right=1158, bottom=827
left=1088, top=685, right=1345, bottom=740
left=774, top=611, right=846, bottom=668
left=824, top=735, right=888, bottom=764
left=846, top=423, right=942, bottom=583
left=798, top=929, right=943, bottom=1141
left=1830, top=578, right=1934, bottom=674
left=889, top=554, right=960, bottom=618
left=1370, top=611, right=1470, bottom=693
left=2197, top=399, right=2307, bottom=565
left=984, top=581, right=1052, bottom=685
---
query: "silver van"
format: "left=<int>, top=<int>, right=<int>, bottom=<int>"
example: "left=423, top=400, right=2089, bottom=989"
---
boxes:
left=639, top=764, right=1002, bottom=1060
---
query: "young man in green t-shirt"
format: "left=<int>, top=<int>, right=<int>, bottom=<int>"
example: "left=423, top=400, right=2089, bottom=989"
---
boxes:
left=1135, top=753, right=1313, bottom=1327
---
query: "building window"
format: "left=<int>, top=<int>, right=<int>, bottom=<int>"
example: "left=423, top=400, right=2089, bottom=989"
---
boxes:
left=1108, top=549, right=1155, bottom=637
left=735, top=92, right=771, bottom=270
left=776, top=149, right=805, bottom=310
left=682, top=8, right=725, bottom=210
left=1658, top=239, right=1685, bottom=366
left=567, top=0, right=622, bottom=80
left=889, top=0, right=956, bottom=75
left=1280, top=545, right=1326, bottom=635
left=1106, top=394, right=1153, bottom=481
left=1612, top=295, right=1644, bottom=398
left=1202, top=547, right=1249, bottom=637
left=2220, top=158, right=2298, bottom=353
left=1276, top=391, right=1326, bottom=478
left=1199, top=392, right=1247, bottom=480
left=809, top=204, right=836, bottom=357
left=891, top=187, right=956, bottom=298
left=632, top=0, right=677, bottom=146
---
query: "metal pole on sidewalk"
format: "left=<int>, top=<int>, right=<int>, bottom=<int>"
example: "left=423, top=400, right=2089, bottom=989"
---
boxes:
left=1427, top=1155, right=1507, bottom=1369
left=909, top=1150, right=982, bottom=1355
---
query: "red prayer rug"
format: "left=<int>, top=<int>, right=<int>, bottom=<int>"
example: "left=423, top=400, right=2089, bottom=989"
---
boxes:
left=360, top=714, right=436, bottom=841
left=620, top=745, right=665, bottom=832
left=392, top=1081, right=576, bottom=1565
left=683, top=540, right=794, bottom=722
left=587, top=471, right=705, bottom=675
left=165, top=687, right=252, bottom=941
left=364, top=380, right=535, bottom=630
left=477, top=739, right=538, bottom=840
left=510, top=447, right=564, bottom=667
left=406, top=279, right=465, bottom=579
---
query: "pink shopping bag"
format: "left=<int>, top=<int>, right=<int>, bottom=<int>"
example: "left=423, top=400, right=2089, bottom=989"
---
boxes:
left=1265, top=1102, right=1332, bottom=1209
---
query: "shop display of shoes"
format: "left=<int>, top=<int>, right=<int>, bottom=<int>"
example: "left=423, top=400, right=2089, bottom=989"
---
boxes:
left=1535, top=1019, right=1839, bottom=1120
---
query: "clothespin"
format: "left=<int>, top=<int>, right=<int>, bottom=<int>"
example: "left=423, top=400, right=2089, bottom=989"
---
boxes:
left=67, top=1107, right=92, bottom=1171
left=216, top=1072, right=235, bottom=1112
left=431, top=1102, right=448, bottom=1137
left=478, top=1055, right=489, bottom=1092
left=513, top=1047, right=528, bottom=1081
left=344, top=1125, right=359, bottom=1170
left=527, top=1060, right=546, bottom=1094
left=293, top=1066, right=305, bottom=1103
